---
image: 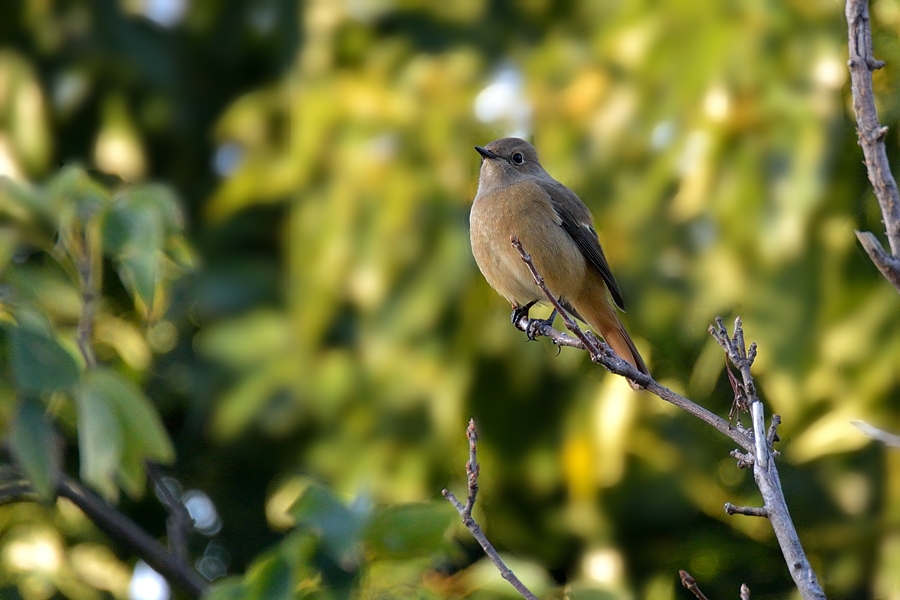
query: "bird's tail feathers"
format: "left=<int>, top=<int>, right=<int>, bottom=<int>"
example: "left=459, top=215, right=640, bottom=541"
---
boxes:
left=576, top=296, right=649, bottom=389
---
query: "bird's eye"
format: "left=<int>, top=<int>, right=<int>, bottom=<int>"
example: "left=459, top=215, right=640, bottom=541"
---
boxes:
left=511, top=152, right=525, bottom=165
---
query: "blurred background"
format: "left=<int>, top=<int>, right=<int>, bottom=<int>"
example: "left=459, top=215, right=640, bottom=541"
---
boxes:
left=1, top=0, right=900, bottom=598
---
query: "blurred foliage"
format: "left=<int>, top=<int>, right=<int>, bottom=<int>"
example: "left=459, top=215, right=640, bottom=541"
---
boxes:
left=0, top=0, right=898, bottom=599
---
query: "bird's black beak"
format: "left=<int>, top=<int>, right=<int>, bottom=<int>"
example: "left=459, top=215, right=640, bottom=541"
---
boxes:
left=475, top=146, right=499, bottom=161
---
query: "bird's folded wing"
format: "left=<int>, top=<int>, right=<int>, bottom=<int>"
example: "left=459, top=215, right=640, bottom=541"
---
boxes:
left=539, top=179, right=626, bottom=311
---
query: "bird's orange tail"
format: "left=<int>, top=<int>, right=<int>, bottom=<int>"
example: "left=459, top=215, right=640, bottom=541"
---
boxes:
left=599, top=320, right=648, bottom=379
left=570, top=278, right=648, bottom=387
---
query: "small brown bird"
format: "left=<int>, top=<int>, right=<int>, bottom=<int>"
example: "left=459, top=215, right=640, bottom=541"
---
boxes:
left=470, top=137, right=648, bottom=382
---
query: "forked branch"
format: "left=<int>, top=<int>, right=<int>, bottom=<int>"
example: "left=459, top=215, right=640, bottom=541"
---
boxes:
left=443, top=419, right=539, bottom=600
left=845, top=0, right=900, bottom=290
left=506, top=237, right=825, bottom=600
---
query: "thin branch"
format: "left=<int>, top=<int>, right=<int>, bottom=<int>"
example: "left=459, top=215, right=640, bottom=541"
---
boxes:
left=679, top=570, right=710, bottom=600
left=510, top=236, right=754, bottom=453
left=509, top=236, right=604, bottom=358
left=0, top=481, right=39, bottom=506
left=767, top=414, right=782, bottom=449
left=443, top=419, right=539, bottom=600
left=725, top=503, right=768, bottom=518
left=856, top=230, right=900, bottom=289
left=75, top=235, right=98, bottom=368
left=462, top=419, right=479, bottom=518
left=852, top=420, right=900, bottom=447
left=845, top=0, right=900, bottom=289
left=58, top=477, right=207, bottom=598
left=510, top=238, right=825, bottom=600
left=709, top=319, right=825, bottom=600
left=147, top=463, right=194, bottom=561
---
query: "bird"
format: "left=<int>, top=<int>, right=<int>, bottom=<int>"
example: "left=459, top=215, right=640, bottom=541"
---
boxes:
left=469, top=137, right=648, bottom=385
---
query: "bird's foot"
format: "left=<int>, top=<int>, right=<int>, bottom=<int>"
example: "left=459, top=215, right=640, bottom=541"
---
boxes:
left=525, top=308, right=558, bottom=341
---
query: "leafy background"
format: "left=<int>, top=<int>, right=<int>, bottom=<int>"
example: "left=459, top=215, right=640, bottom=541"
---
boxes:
left=0, top=0, right=899, bottom=599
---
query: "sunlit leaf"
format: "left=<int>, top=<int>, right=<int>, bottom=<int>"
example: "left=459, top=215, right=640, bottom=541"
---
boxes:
left=204, top=578, right=248, bottom=600
left=245, top=551, right=294, bottom=600
left=54, top=166, right=112, bottom=259
left=210, top=361, right=292, bottom=441
left=165, top=234, right=194, bottom=269
left=73, top=374, right=122, bottom=499
left=73, top=368, right=174, bottom=499
left=364, top=502, right=455, bottom=560
left=89, top=368, right=174, bottom=463
left=194, top=310, right=289, bottom=367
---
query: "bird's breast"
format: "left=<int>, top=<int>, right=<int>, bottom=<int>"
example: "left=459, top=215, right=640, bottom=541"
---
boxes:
left=470, top=182, right=586, bottom=306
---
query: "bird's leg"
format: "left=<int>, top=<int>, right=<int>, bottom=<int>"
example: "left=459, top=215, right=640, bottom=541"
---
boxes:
left=511, top=301, right=537, bottom=331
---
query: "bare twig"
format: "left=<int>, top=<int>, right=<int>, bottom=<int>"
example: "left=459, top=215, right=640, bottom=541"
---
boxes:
left=443, top=419, right=539, bottom=600
left=0, top=481, right=38, bottom=506
left=58, top=477, right=207, bottom=598
left=853, top=420, right=900, bottom=447
left=730, top=449, right=755, bottom=470
left=767, top=415, right=782, bottom=449
left=725, top=503, right=768, bottom=518
left=856, top=231, right=900, bottom=289
left=679, top=570, right=710, bottom=600
left=708, top=319, right=825, bottom=600
left=147, top=463, right=194, bottom=560
left=75, top=243, right=98, bottom=368
left=845, top=0, right=900, bottom=290
left=510, top=239, right=825, bottom=600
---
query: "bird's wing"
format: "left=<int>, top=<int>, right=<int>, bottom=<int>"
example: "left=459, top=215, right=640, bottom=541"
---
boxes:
left=539, top=179, right=626, bottom=311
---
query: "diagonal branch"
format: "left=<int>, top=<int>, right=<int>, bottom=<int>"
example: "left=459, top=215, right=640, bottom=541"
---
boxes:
left=845, top=0, right=900, bottom=289
left=510, top=237, right=825, bottom=600
left=58, top=477, right=208, bottom=598
left=853, top=420, right=900, bottom=447
left=75, top=231, right=99, bottom=368
left=510, top=236, right=754, bottom=452
left=147, top=463, right=194, bottom=560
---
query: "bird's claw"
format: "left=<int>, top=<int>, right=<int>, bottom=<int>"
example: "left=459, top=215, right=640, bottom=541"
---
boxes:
left=525, top=308, right=558, bottom=342
left=525, top=318, right=545, bottom=341
left=511, top=301, right=537, bottom=331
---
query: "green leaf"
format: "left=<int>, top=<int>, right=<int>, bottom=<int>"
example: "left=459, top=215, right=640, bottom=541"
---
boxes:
left=290, top=481, right=364, bottom=568
left=73, top=377, right=122, bottom=499
left=245, top=552, right=294, bottom=600
left=117, top=438, right=149, bottom=499
left=165, top=234, right=195, bottom=270
left=9, top=397, right=60, bottom=501
left=54, top=166, right=112, bottom=258
left=126, top=184, right=184, bottom=236
left=203, top=578, right=248, bottom=600
left=364, top=502, right=455, bottom=560
left=73, top=368, right=175, bottom=499
left=102, top=187, right=168, bottom=311
left=54, top=166, right=111, bottom=220
left=117, top=249, right=159, bottom=313
left=194, top=310, right=289, bottom=367
left=8, top=309, right=81, bottom=393
left=102, top=371, right=174, bottom=464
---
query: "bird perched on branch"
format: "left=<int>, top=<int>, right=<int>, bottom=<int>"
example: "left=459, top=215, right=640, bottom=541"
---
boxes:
left=469, top=137, right=648, bottom=385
